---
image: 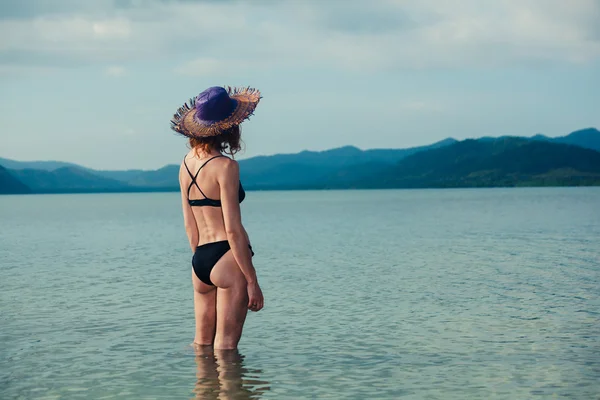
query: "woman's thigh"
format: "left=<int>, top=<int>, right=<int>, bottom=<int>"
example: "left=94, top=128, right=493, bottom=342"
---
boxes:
left=210, top=251, right=249, bottom=349
left=210, top=250, right=247, bottom=289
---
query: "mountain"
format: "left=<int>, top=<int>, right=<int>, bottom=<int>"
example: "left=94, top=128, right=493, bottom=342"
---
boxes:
left=10, top=166, right=130, bottom=193
left=0, top=165, right=30, bottom=194
left=531, top=134, right=551, bottom=141
left=553, top=128, right=600, bottom=152
left=239, top=138, right=457, bottom=171
left=237, top=138, right=458, bottom=188
left=0, top=158, right=82, bottom=171
left=93, top=169, right=146, bottom=182
left=1, top=128, right=599, bottom=193
left=478, top=128, right=600, bottom=152
left=2, top=138, right=457, bottom=192
left=125, top=165, right=180, bottom=188
left=361, top=138, right=600, bottom=188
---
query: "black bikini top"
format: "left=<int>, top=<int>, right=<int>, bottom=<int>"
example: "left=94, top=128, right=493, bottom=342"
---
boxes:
left=183, top=155, right=245, bottom=207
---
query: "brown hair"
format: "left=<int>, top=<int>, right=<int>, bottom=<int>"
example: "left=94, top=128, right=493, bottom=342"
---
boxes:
left=188, top=125, right=242, bottom=157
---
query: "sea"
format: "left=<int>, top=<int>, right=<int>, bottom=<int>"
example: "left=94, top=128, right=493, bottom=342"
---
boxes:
left=1, top=188, right=599, bottom=399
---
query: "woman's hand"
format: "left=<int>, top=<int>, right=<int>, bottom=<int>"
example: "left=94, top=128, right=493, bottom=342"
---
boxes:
left=247, top=281, right=264, bottom=312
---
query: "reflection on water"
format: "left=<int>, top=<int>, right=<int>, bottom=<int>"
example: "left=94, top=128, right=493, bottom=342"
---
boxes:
left=193, top=346, right=271, bottom=399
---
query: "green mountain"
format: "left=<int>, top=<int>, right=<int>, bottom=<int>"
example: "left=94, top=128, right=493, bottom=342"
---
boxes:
left=0, top=158, right=81, bottom=171
left=1, top=128, right=599, bottom=193
left=478, top=127, right=600, bottom=152
left=239, top=138, right=457, bottom=172
left=363, top=137, right=600, bottom=188
left=124, top=165, right=180, bottom=188
left=10, top=166, right=130, bottom=193
left=4, top=137, right=457, bottom=192
left=553, top=128, right=600, bottom=152
left=238, top=138, right=457, bottom=188
left=92, top=169, right=146, bottom=182
left=0, top=165, right=30, bottom=194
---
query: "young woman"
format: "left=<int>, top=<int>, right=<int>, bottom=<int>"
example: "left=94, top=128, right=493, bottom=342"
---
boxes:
left=171, top=86, right=264, bottom=350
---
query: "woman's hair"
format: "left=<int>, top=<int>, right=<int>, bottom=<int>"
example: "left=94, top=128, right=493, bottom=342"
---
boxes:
left=188, top=125, right=242, bottom=157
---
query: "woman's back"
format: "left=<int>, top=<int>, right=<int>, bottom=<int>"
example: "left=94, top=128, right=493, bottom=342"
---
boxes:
left=180, top=152, right=231, bottom=246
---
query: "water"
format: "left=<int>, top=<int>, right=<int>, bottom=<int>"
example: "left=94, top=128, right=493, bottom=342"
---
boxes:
left=1, top=188, right=599, bottom=399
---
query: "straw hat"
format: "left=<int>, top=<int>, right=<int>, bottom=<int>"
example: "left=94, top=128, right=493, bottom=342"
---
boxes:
left=170, top=86, right=261, bottom=138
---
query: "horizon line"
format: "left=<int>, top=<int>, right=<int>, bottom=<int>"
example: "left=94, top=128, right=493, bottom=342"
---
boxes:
left=1, top=127, right=597, bottom=172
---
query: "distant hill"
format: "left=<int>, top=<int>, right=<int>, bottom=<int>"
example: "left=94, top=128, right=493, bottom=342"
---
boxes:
left=361, top=138, right=600, bottom=189
left=239, top=138, right=457, bottom=171
left=86, top=138, right=458, bottom=190
left=0, top=157, right=82, bottom=171
left=553, top=128, right=600, bottom=152
left=125, top=165, right=180, bottom=188
left=238, top=138, right=458, bottom=188
left=93, top=169, right=146, bottom=182
left=501, top=128, right=600, bottom=152
left=0, top=138, right=457, bottom=192
left=0, top=165, right=30, bottom=194
left=10, top=166, right=130, bottom=193
left=477, top=128, right=600, bottom=152
left=1, top=128, right=599, bottom=193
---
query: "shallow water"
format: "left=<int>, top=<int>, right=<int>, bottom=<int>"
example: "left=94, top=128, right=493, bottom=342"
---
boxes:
left=1, top=188, right=599, bottom=399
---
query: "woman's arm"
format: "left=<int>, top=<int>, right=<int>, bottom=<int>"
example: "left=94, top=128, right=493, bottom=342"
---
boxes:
left=179, top=162, right=199, bottom=252
left=242, top=225, right=251, bottom=247
left=218, top=159, right=257, bottom=283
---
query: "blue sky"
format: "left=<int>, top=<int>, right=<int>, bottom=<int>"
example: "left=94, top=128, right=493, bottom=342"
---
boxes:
left=0, top=0, right=599, bottom=170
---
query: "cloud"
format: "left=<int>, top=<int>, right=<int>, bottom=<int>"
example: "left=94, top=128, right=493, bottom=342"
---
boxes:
left=92, top=18, right=131, bottom=39
left=0, top=0, right=599, bottom=75
left=105, top=65, right=126, bottom=76
left=0, top=0, right=116, bottom=19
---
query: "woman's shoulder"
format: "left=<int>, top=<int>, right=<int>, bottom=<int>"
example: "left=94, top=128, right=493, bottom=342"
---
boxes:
left=209, top=156, right=239, bottom=183
left=217, top=155, right=239, bottom=173
left=181, top=151, right=234, bottom=163
left=181, top=150, right=193, bottom=165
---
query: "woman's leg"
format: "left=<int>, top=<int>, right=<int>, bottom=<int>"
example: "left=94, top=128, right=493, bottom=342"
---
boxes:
left=210, top=251, right=249, bottom=350
left=192, top=269, right=217, bottom=345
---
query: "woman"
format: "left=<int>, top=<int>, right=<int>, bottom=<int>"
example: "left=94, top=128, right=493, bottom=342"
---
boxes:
left=171, top=86, right=264, bottom=350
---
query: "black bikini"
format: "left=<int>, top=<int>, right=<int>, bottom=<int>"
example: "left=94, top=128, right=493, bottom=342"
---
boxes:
left=183, top=155, right=246, bottom=207
left=184, top=155, right=254, bottom=286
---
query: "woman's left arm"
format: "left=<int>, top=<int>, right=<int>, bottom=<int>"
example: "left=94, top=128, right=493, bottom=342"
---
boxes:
left=242, top=225, right=251, bottom=247
left=179, top=162, right=199, bottom=252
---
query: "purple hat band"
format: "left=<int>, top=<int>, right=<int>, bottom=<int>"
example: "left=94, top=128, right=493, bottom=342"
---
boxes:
left=194, top=86, right=238, bottom=124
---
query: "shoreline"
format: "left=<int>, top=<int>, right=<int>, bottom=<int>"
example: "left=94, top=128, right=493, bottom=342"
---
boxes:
left=2, top=183, right=600, bottom=196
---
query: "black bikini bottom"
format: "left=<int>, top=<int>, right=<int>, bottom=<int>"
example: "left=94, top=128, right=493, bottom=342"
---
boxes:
left=192, top=240, right=254, bottom=286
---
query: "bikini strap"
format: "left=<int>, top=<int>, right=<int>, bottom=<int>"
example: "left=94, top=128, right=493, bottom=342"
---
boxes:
left=184, top=155, right=225, bottom=199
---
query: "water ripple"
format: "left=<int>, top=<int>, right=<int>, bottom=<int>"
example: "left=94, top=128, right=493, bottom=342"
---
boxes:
left=1, top=188, right=599, bottom=399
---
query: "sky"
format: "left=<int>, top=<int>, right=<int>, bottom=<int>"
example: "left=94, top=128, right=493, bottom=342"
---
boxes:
left=0, top=0, right=599, bottom=170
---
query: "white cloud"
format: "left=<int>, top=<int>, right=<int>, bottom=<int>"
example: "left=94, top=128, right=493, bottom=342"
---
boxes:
left=92, top=18, right=132, bottom=39
left=0, top=0, right=598, bottom=74
left=0, top=15, right=136, bottom=61
left=105, top=65, right=126, bottom=76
